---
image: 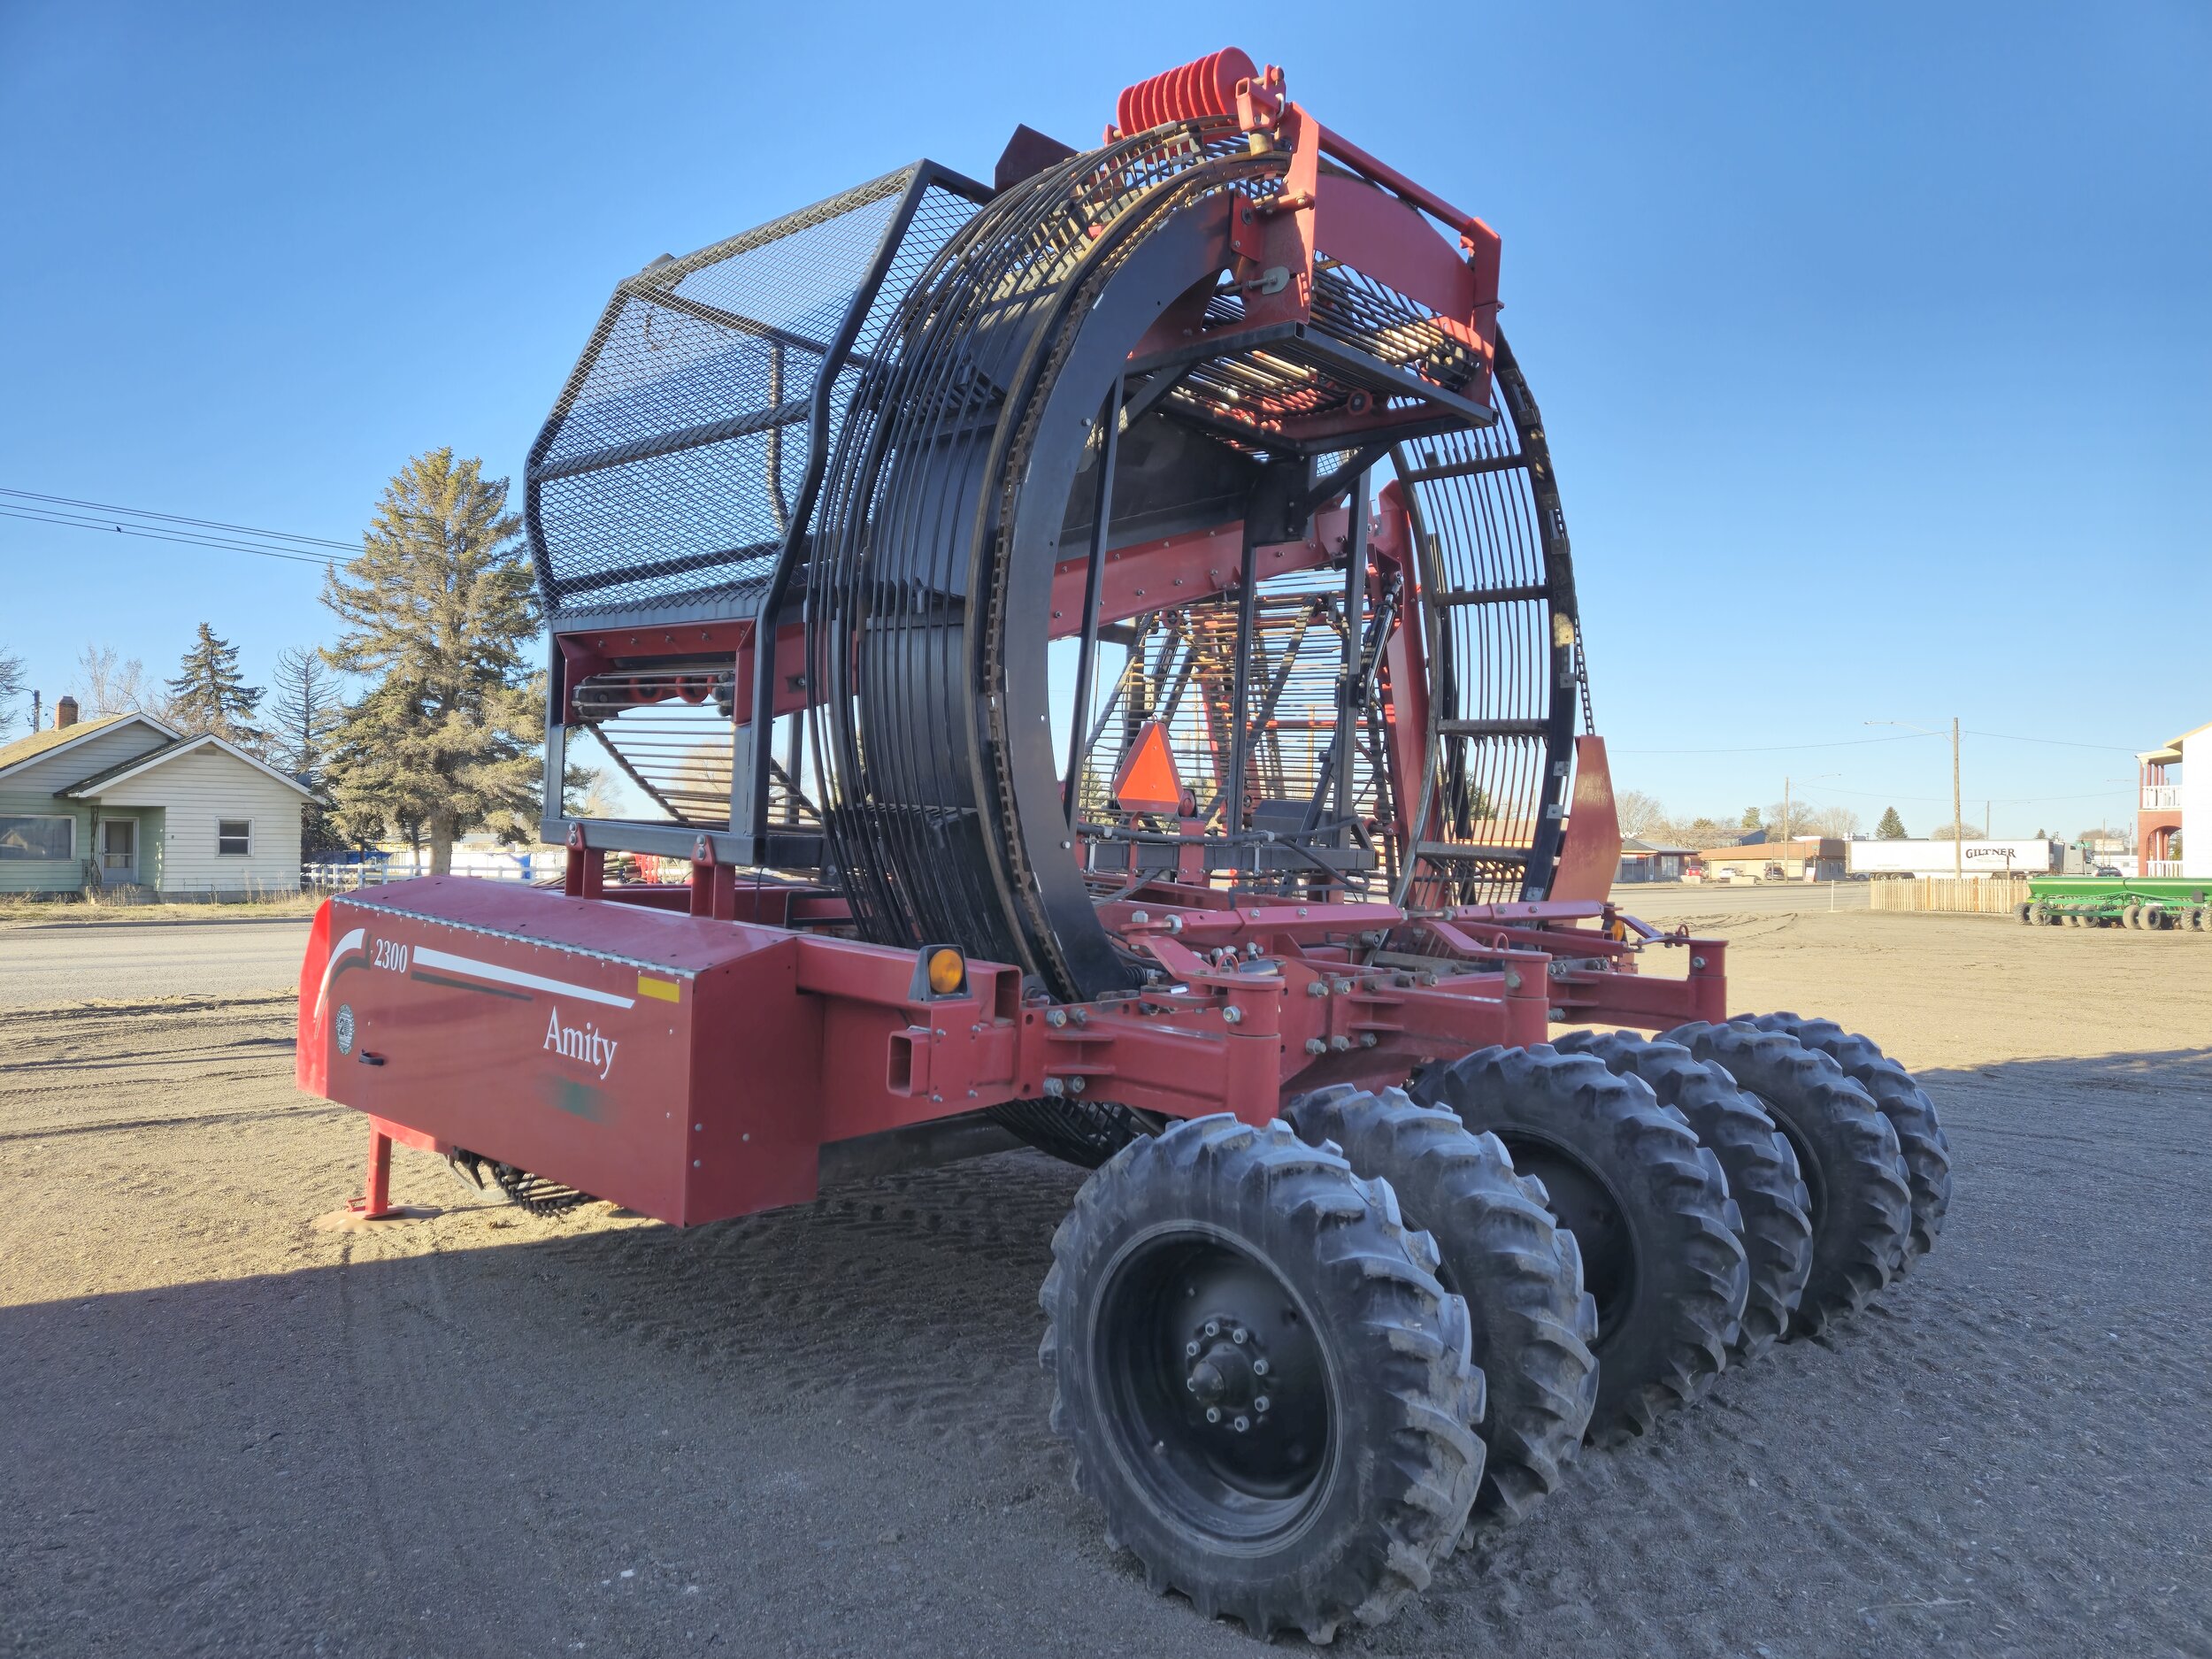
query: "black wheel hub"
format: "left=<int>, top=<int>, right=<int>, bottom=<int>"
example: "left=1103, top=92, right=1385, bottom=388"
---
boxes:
left=1097, top=1232, right=1334, bottom=1539
left=1504, top=1137, right=1637, bottom=1344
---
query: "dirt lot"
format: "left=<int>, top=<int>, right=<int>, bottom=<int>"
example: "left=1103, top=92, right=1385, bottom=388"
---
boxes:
left=3, top=907, right=2208, bottom=1658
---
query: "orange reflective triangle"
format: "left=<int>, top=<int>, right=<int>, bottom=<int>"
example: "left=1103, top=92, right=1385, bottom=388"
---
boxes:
left=1111, top=719, right=1185, bottom=814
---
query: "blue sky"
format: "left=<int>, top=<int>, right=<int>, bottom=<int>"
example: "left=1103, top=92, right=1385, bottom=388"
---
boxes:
left=2, top=1, right=2204, bottom=836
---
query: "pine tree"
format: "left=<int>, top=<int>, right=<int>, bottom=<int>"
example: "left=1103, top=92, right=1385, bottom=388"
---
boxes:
left=320, top=449, right=544, bottom=874
left=1876, top=806, right=1908, bottom=840
left=165, top=623, right=265, bottom=745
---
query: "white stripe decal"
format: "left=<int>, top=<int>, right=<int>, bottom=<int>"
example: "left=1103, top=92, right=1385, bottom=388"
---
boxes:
left=316, top=927, right=366, bottom=1021
left=411, top=946, right=636, bottom=1009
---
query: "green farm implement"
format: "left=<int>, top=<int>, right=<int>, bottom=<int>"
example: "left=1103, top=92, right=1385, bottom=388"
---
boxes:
left=2023, top=876, right=2212, bottom=930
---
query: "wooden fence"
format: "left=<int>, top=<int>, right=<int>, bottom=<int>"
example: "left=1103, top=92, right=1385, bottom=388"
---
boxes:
left=1867, top=877, right=2033, bottom=914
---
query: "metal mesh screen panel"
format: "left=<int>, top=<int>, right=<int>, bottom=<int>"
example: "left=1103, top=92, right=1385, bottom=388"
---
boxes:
left=527, top=168, right=982, bottom=618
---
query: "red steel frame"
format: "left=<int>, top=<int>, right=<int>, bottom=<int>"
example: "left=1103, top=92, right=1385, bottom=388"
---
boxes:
left=311, top=51, right=1719, bottom=1225
left=301, top=849, right=1724, bottom=1225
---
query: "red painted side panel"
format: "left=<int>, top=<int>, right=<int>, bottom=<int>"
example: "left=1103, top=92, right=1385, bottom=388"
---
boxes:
left=307, top=879, right=822, bottom=1225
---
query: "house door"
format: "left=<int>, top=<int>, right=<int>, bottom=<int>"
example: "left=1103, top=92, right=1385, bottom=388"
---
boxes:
left=99, top=818, right=136, bottom=884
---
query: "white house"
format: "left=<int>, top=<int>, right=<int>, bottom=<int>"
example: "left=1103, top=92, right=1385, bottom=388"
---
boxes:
left=0, top=701, right=316, bottom=898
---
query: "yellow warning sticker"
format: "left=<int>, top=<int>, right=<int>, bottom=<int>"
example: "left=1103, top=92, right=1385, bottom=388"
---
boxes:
left=637, top=975, right=682, bottom=1003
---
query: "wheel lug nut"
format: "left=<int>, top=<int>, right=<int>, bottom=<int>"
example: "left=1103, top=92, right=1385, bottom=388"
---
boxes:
left=1205, top=1406, right=1221, bottom=1424
left=1203, top=1319, right=1219, bottom=1336
left=1231, top=1327, right=1247, bottom=1344
left=1254, top=1395, right=1270, bottom=1412
left=1186, top=1340, right=1200, bottom=1356
left=1233, top=1416, right=1249, bottom=1432
left=1252, top=1359, right=1269, bottom=1376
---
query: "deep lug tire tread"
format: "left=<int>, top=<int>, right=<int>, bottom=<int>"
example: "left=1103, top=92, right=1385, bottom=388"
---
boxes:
left=1662, top=1022, right=1910, bottom=1335
left=1554, top=1031, right=1814, bottom=1363
left=1038, top=1114, right=1482, bottom=1644
left=1740, top=1012, right=1953, bottom=1264
left=1409, top=1045, right=1747, bottom=1445
left=1284, top=1084, right=1599, bottom=1533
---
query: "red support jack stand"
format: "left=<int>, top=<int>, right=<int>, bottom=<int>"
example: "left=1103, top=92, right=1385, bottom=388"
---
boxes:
left=352, top=1126, right=398, bottom=1219
left=312, top=1118, right=443, bottom=1231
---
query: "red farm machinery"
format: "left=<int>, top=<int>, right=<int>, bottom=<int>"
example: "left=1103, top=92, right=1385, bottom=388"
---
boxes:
left=297, top=50, right=1953, bottom=1642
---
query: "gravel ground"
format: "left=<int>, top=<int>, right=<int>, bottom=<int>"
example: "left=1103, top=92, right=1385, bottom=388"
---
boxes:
left=2, top=909, right=2208, bottom=1657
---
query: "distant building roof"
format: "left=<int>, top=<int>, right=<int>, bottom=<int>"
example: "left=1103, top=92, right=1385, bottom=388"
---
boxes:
left=1699, top=837, right=1845, bottom=862
left=0, top=710, right=131, bottom=772
left=1621, top=837, right=1696, bottom=856
left=0, top=710, right=180, bottom=782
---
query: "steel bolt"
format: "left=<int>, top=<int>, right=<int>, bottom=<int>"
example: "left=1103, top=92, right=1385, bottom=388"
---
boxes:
left=1231, top=1326, right=1247, bottom=1344
left=1047, top=1008, right=1068, bottom=1028
left=1252, top=1358, right=1269, bottom=1376
left=1187, top=1340, right=1201, bottom=1356
left=1131, top=910, right=1148, bottom=924
left=1305, top=1038, right=1326, bottom=1056
left=1223, top=1005, right=1244, bottom=1025
left=1308, top=980, right=1327, bottom=997
left=1361, top=1032, right=1378, bottom=1048
left=1253, top=1394, right=1271, bottom=1412
left=1204, top=1319, right=1220, bottom=1336
left=1205, top=1407, right=1221, bottom=1424
left=1233, top=1416, right=1249, bottom=1432
left=1329, top=1035, right=1351, bottom=1052
left=1692, top=955, right=1708, bottom=970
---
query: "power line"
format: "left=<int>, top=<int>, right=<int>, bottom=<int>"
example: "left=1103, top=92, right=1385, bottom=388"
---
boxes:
left=0, top=505, right=344, bottom=569
left=1612, top=731, right=1944, bottom=757
left=1963, top=728, right=2140, bottom=753
left=1790, top=779, right=2131, bottom=807
left=0, top=485, right=358, bottom=551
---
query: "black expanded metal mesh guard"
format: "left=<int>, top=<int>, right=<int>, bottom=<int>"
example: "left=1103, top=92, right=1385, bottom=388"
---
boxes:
left=526, top=165, right=984, bottom=619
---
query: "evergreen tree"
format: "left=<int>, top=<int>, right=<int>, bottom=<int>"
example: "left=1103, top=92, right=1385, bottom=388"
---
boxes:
left=165, top=623, right=265, bottom=745
left=1876, top=806, right=1908, bottom=839
left=320, top=449, right=544, bottom=874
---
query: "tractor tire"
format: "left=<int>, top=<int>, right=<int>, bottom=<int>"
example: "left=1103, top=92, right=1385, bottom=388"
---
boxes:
left=1039, top=1115, right=1482, bottom=1643
left=2123, top=903, right=2142, bottom=928
left=1410, top=1045, right=1745, bottom=1445
left=2030, top=902, right=2052, bottom=926
left=1554, top=1031, right=1814, bottom=1363
left=1739, top=1013, right=1953, bottom=1265
left=2016, top=901, right=2033, bottom=924
left=1663, top=1023, right=1910, bottom=1334
left=2144, top=906, right=2169, bottom=931
left=1284, top=1085, right=1598, bottom=1533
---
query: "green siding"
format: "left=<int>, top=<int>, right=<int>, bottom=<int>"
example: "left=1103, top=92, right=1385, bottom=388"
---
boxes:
left=0, top=788, right=93, bottom=893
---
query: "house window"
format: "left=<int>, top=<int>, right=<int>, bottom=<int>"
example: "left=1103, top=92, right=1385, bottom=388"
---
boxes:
left=217, top=819, right=252, bottom=856
left=0, top=816, right=75, bottom=861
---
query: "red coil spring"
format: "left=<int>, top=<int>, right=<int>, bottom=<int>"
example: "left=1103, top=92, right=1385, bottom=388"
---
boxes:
left=1114, top=47, right=1257, bottom=135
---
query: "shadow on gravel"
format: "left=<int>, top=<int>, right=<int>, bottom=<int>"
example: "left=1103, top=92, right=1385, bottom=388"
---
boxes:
left=6, top=1053, right=2212, bottom=1658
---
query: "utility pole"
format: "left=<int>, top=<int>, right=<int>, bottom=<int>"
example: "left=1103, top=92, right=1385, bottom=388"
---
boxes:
left=1952, top=716, right=1962, bottom=881
left=1782, top=776, right=1791, bottom=843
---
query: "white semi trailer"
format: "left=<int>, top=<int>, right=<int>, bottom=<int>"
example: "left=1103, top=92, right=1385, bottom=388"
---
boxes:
left=1847, top=839, right=2062, bottom=879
